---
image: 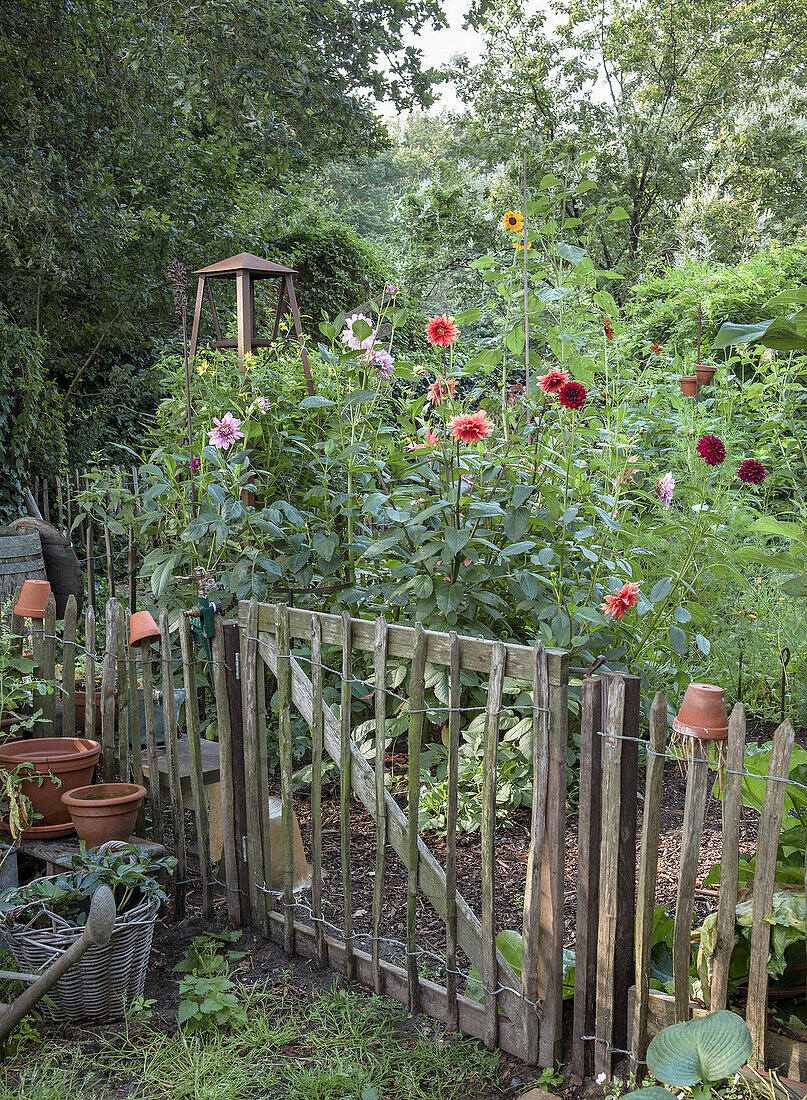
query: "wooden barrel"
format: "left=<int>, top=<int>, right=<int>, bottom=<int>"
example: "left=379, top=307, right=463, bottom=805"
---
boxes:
left=9, top=518, right=83, bottom=619
left=0, top=530, right=46, bottom=609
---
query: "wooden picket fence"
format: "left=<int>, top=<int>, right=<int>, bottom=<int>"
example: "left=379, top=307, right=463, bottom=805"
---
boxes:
left=10, top=592, right=807, bottom=1079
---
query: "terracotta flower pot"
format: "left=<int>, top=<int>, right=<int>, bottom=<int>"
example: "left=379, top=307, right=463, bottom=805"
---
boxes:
left=0, top=736, right=101, bottom=826
left=61, top=782, right=146, bottom=847
left=679, top=375, right=698, bottom=397
left=74, top=687, right=118, bottom=733
left=129, top=611, right=161, bottom=647
left=13, top=579, right=52, bottom=619
left=673, top=683, right=728, bottom=740
left=695, top=363, right=717, bottom=387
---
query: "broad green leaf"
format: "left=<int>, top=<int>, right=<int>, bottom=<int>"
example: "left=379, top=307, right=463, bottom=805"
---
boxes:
left=646, top=1010, right=752, bottom=1086
left=711, top=320, right=773, bottom=350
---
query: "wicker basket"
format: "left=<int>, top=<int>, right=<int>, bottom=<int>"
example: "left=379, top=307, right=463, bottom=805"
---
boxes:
left=2, top=891, right=159, bottom=1021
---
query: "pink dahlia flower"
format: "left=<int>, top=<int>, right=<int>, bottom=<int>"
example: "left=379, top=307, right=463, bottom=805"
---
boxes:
left=450, top=409, right=493, bottom=444
left=656, top=472, right=675, bottom=507
left=426, top=315, right=459, bottom=348
left=209, top=412, right=244, bottom=450
left=601, top=581, right=640, bottom=620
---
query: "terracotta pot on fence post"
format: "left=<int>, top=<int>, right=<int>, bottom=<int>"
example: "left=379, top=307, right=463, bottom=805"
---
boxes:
left=679, top=375, right=698, bottom=398
left=13, top=579, right=52, bottom=619
left=673, top=683, right=729, bottom=740
left=695, top=363, right=717, bottom=387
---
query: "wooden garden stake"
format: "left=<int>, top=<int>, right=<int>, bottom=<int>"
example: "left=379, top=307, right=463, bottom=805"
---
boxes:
left=160, top=610, right=187, bottom=919
left=179, top=613, right=212, bottom=919
left=631, top=691, right=667, bottom=1072
left=340, top=611, right=355, bottom=981
left=372, top=615, right=389, bottom=994
left=571, top=673, right=603, bottom=1078
left=481, top=640, right=506, bottom=1050
left=84, top=604, right=96, bottom=746
left=212, top=618, right=239, bottom=927
left=100, top=599, right=121, bottom=779
left=310, top=615, right=327, bottom=967
left=445, top=631, right=461, bottom=1030
left=747, top=719, right=796, bottom=1067
left=710, top=703, right=746, bottom=1010
left=406, top=622, right=428, bottom=1015
left=240, top=599, right=268, bottom=933
left=116, top=607, right=130, bottom=783
left=595, top=674, right=625, bottom=1079
left=128, top=624, right=144, bottom=833
left=61, top=595, right=78, bottom=738
left=32, top=594, right=56, bottom=738
left=140, top=635, right=163, bottom=844
left=673, top=736, right=710, bottom=1021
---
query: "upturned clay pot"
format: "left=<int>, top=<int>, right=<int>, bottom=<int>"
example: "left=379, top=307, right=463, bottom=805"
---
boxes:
left=129, top=611, right=160, bottom=647
left=673, top=683, right=728, bottom=740
left=61, top=782, right=146, bottom=846
left=13, top=579, right=52, bottom=619
left=0, top=737, right=101, bottom=826
left=695, top=363, right=717, bottom=386
left=679, top=375, right=698, bottom=397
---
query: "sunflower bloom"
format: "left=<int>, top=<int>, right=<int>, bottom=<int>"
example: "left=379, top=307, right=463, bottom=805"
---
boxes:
left=503, top=210, right=524, bottom=233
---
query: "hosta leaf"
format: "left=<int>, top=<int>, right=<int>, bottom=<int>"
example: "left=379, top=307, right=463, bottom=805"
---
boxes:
left=646, top=1010, right=752, bottom=1086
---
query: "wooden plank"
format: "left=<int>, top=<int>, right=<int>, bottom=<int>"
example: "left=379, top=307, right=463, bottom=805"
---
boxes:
left=340, top=611, right=355, bottom=982
left=710, top=703, right=747, bottom=1010
left=83, top=604, right=96, bottom=747
left=481, top=640, right=507, bottom=1050
left=160, top=610, right=187, bottom=920
left=276, top=605, right=295, bottom=957
left=34, top=595, right=57, bottom=738
left=140, top=637, right=163, bottom=844
left=179, top=613, right=212, bottom=919
left=631, top=691, right=667, bottom=1072
left=212, top=618, right=239, bottom=927
left=310, top=615, right=327, bottom=967
left=445, top=631, right=461, bottom=1030
left=84, top=472, right=95, bottom=613
left=240, top=599, right=267, bottom=934
left=100, top=599, right=121, bottom=778
left=406, top=622, right=428, bottom=1015
left=673, top=736, right=710, bottom=1022
left=128, top=619, right=144, bottom=835
left=748, top=719, right=796, bottom=1068
left=103, top=515, right=115, bottom=599
left=538, top=649, right=570, bottom=1066
left=224, top=622, right=250, bottom=926
left=571, top=674, right=603, bottom=1078
left=614, top=674, right=640, bottom=1055
left=61, top=595, right=78, bottom=739
left=594, top=674, right=625, bottom=1079
left=254, top=635, right=525, bottom=1022
left=116, top=606, right=130, bottom=783
left=372, top=615, right=389, bottom=995
left=255, top=619, right=273, bottom=930
left=254, top=603, right=565, bottom=683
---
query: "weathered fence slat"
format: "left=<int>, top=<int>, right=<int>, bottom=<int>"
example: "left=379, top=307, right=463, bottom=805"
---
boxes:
left=212, top=618, right=239, bottom=927
left=224, top=622, right=250, bottom=927
left=240, top=600, right=267, bottom=933
left=128, top=620, right=144, bottom=835
left=613, top=674, right=640, bottom=1059
left=160, top=611, right=187, bottom=919
left=747, top=718, right=796, bottom=1066
left=140, top=636, right=162, bottom=844
left=631, top=691, right=667, bottom=1071
left=571, top=673, right=604, bottom=1078
left=538, top=650, right=570, bottom=1066
left=673, top=737, right=710, bottom=1022
left=481, top=640, right=507, bottom=1050
left=179, top=613, right=212, bottom=919
left=101, top=600, right=120, bottom=777
left=372, top=615, right=389, bottom=994
left=339, top=610, right=355, bottom=981
left=406, top=622, right=428, bottom=1015
left=116, top=606, right=130, bottom=784
left=32, top=595, right=56, bottom=738
left=83, top=604, right=96, bottom=747
left=710, top=703, right=746, bottom=1010
left=445, top=631, right=461, bottom=1031
left=61, top=595, right=78, bottom=739
left=310, top=615, right=327, bottom=968
left=255, top=610, right=274, bottom=931
left=277, top=605, right=295, bottom=956
left=594, top=674, right=625, bottom=1078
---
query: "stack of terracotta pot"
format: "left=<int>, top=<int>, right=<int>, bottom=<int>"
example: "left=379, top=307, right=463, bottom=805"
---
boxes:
left=679, top=363, right=718, bottom=397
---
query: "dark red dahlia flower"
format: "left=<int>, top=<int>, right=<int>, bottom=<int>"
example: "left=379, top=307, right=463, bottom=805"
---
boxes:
left=737, top=459, right=767, bottom=484
left=557, top=380, right=587, bottom=410
left=696, top=434, right=726, bottom=466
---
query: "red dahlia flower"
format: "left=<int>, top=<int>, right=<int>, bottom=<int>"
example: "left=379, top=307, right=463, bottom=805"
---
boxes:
left=696, top=434, right=726, bottom=466
left=604, top=319, right=615, bottom=340
left=737, top=459, right=767, bottom=484
left=450, top=409, right=493, bottom=444
left=426, top=315, right=459, bottom=347
left=427, top=376, right=458, bottom=404
left=651, top=343, right=663, bottom=353
left=557, top=380, right=587, bottom=410
left=601, top=581, right=640, bottom=620
left=538, top=368, right=569, bottom=394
